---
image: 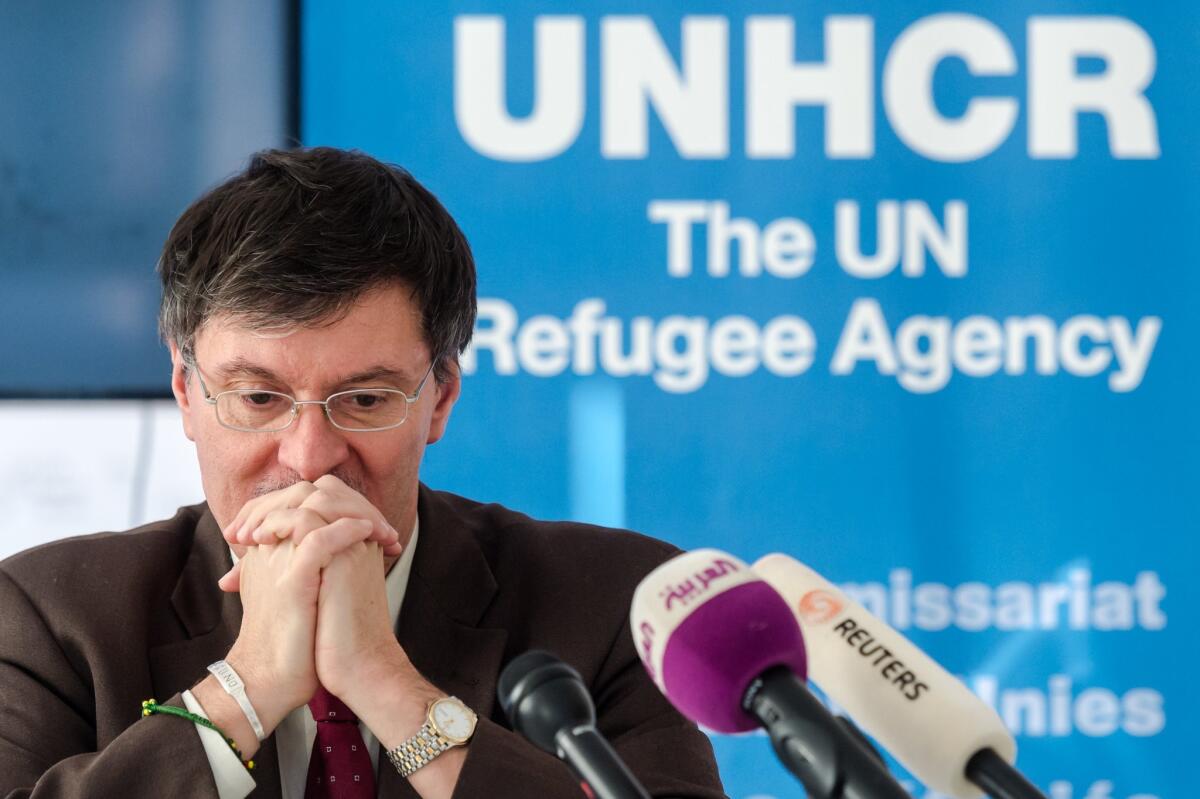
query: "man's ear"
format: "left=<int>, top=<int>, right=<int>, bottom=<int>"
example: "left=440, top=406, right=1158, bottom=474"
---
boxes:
left=169, top=342, right=196, bottom=442
left=425, top=360, right=462, bottom=445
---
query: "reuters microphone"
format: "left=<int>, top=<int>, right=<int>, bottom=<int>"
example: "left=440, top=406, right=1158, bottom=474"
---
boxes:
left=630, top=549, right=912, bottom=799
left=754, top=554, right=1046, bottom=799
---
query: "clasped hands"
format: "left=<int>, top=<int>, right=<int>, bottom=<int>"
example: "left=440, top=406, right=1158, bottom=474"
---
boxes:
left=195, top=475, right=439, bottom=759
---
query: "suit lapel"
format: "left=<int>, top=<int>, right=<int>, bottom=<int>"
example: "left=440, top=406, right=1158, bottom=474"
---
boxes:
left=147, top=507, right=283, bottom=797
left=375, top=486, right=508, bottom=796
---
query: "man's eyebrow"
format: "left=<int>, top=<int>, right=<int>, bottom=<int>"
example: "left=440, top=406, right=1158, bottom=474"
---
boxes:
left=214, top=358, right=281, bottom=382
left=213, top=358, right=412, bottom=387
left=338, top=366, right=411, bottom=385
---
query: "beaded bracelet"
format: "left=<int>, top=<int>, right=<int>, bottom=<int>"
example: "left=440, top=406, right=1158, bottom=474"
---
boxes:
left=141, top=699, right=256, bottom=771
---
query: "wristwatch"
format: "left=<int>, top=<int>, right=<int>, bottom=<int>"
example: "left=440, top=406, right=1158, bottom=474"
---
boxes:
left=386, top=696, right=478, bottom=778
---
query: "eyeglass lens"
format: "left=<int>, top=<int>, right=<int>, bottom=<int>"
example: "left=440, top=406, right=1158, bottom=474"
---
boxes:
left=215, top=389, right=410, bottom=431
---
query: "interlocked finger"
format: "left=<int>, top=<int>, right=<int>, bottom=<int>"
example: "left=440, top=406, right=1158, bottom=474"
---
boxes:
left=291, top=518, right=378, bottom=575
left=299, top=486, right=399, bottom=552
left=252, top=507, right=330, bottom=546
left=224, top=481, right=318, bottom=545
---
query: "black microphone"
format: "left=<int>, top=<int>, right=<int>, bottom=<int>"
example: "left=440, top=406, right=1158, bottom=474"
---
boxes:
left=499, top=650, right=651, bottom=799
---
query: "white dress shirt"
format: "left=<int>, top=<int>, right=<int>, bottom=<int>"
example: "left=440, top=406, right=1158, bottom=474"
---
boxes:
left=183, top=518, right=420, bottom=799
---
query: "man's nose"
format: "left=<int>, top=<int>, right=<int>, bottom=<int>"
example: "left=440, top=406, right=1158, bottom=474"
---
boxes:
left=275, top=402, right=351, bottom=482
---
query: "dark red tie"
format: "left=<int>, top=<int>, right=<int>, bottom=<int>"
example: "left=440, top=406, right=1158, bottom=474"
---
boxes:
left=305, top=686, right=376, bottom=798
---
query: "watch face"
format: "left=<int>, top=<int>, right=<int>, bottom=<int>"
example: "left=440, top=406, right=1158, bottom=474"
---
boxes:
left=431, top=698, right=477, bottom=744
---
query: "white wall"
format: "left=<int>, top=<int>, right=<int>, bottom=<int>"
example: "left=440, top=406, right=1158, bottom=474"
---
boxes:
left=0, top=401, right=203, bottom=559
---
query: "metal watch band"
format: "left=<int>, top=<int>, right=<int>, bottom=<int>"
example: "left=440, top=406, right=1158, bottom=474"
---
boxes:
left=386, top=721, right=453, bottom=777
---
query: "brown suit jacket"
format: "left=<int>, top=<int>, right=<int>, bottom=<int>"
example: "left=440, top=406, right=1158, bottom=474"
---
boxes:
left=0, top=485, right=726, bottom=798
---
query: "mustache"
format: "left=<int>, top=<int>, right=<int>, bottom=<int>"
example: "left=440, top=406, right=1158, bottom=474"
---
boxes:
left=252, top=469, right=369, bottom=498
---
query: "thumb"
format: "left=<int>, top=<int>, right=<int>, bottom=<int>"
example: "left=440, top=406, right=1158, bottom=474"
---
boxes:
left=217, top=560, right=242, bottom=593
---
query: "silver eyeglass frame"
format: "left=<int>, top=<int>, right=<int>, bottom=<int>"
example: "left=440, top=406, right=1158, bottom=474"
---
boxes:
left=186, top=357, right=436, bottom=433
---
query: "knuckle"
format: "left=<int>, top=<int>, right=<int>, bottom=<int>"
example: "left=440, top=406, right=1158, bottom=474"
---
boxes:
left=286, top=481, right=316, bottom=505
left=304, top=526, right=333, bottom=546
left=313, top=474, right=348, bottom=493
left=326, top=518, right=359, bottom=535
left=297, top=507, right=325, bottom=526
left=300, top=489, right=333, bottom=511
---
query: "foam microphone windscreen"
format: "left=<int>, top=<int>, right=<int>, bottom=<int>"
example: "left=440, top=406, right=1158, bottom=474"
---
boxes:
left=629, top=549, right=808, bottom=733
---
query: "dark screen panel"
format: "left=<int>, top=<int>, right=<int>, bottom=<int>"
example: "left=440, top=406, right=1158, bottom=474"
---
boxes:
left=0, top=0, right=293, bottom=395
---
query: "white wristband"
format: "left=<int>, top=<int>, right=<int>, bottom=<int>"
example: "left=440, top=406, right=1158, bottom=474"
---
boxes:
left=207, top=660, right=266, bottom=742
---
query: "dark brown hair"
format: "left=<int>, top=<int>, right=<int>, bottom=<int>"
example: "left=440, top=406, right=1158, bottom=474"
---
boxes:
left=157, top=147, right=476, bottom=381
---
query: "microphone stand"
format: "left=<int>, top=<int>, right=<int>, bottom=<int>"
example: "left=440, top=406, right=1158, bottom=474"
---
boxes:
left=742, top=666, right=913, bottom=799
left=966, top=749, right=1048, bottom=799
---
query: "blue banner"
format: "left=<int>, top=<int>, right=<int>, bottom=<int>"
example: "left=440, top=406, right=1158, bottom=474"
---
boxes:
left=304, top=2, right=1195, bottom=796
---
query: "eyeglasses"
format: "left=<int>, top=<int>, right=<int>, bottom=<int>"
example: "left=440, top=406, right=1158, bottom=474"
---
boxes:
left=187, top=358, right=436, bottom=433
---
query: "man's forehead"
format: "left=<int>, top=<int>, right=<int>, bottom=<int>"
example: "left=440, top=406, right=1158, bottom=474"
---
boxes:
left=199, top=296, right=422, bottom=343
left=194, top=318, right=428, bottom=387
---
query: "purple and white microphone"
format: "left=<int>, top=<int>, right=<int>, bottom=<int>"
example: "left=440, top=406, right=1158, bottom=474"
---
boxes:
left=630, top=549, right=912, bottom=799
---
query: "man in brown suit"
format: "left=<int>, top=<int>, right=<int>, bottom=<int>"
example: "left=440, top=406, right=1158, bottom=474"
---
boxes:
left=0, top=148, right=726, bottom=798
